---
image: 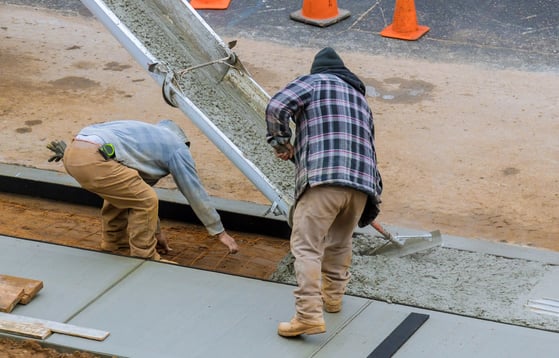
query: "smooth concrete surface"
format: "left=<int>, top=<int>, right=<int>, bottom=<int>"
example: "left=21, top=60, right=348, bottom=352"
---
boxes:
left=46, top=261, right=369, bottom=357
left=525, top=265, right=559, bottom=304
left=0, top=235, right=141, bottom=323
left=0, top=234, right=370, bottom=357
left=2, top=234, right=559, bottom=357
left=317, top=301, right=559, bottom=358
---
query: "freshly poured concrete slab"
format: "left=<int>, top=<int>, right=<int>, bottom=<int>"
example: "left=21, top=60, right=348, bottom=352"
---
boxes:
left=46, top=261, right=370, bottom=357
left=0, top=235, right=142, bottom=322
left=2, top=235, right=559, bottom=357
left=316, top=300, right=559, bottom=358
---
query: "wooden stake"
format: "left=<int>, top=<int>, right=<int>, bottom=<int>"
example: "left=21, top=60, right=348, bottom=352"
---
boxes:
left=0, top=318, right=51, bottom=339
left=0, top=312, right=109, bottom=341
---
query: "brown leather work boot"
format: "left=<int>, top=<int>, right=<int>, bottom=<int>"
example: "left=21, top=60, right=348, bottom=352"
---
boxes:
left=100, top=241, right=129, bottom=252
left=323, top=300, right=342, bottom=313
left=277, top=317, right=326, bottom=337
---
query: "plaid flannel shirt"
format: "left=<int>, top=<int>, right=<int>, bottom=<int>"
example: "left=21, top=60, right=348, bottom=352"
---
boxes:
left=266, top=73, right=382, bottom=200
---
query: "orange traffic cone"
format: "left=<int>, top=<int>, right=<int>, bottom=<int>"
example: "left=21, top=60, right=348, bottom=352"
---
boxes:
left=190, top=0, right=231, bottom=10
left=380, top=0, right=429, bottom=40
left=290, top=0, right=350, bottom=28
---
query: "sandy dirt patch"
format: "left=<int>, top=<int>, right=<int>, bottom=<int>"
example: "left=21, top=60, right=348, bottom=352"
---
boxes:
left=1, top=5, right=557, bottom=251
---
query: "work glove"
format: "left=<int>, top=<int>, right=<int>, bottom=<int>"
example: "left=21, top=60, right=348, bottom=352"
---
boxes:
left=46, top=140, right=67, bottom=162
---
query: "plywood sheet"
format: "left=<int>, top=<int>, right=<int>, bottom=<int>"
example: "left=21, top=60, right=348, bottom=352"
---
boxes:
left=0, top=312, right=109, bottom=341
left=0, top=285, right=24, bottom=313
left=0, top=274, right=43, bottom=304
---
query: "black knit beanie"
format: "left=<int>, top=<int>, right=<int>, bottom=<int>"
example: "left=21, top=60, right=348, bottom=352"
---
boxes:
left=309, top=47, right=367, bottom=95
left=310, top=47, right=345, bottom=74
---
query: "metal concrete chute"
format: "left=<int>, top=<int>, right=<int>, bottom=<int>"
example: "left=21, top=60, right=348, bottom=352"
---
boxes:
left=79, top=0, right=294, bottom=218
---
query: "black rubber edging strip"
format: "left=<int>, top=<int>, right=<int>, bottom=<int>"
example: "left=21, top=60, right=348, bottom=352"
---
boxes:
left=0, top=172, right=291, bottom=239
left=368, top=312, right=429, bottom=358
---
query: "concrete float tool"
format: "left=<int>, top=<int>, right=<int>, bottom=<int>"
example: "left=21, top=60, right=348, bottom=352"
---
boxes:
left=367, top=221, right=442, bottom=257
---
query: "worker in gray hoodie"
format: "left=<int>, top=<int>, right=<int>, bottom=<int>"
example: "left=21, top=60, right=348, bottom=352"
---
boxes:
left=47, top=119, right=238, bottom=261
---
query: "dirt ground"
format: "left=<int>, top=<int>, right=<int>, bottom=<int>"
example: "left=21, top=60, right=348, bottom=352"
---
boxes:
left=2, top=4, right=556, bottom=250
left=0, top=192, right=291, bottom=278
left=0, top=336, right=103, bottom=357
left=0, top=4, right=558, bottom=355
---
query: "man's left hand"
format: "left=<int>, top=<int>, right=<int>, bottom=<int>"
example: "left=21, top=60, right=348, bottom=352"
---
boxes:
left=216, top=231, right=239, bottom=254
left=46, top=140, right=67, bottom=162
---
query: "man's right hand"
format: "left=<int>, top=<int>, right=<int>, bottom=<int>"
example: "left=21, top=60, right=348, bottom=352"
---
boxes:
left=155, top=232, right=172, bottom=254
left=274, top=142, right=294, bottom=161
left=216, top=231, right=239, bottom=254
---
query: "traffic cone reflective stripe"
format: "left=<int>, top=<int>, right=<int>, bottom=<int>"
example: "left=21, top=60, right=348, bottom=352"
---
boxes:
left=190, top=0, right=231, bottom=10
left=291, top=0, right=350, bottom=28
left=381, top=0, right=429, bottom=40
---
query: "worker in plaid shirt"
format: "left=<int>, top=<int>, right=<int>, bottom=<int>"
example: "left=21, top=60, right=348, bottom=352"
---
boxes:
left=266, top=47, right=382, bottom=337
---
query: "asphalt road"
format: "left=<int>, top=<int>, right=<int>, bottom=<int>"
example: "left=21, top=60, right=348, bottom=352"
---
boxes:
left=201, top=0, right=559, bottom=72
left=3, top=0, right=558, bottom=72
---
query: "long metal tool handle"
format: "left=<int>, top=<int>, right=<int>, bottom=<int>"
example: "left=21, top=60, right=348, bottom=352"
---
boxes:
left=370, top=221, right=404, bottom=247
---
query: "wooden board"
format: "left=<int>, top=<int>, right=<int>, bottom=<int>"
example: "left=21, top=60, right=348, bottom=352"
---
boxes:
left=0, top=286, right=24, bottom=313
left=0, top=274, right=44, bottom=304
left=0, top=318, right=51, bottom=339
left=0, top=312, right=109, bottom=341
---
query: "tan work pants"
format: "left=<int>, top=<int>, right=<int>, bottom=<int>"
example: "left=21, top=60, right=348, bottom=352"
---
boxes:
left=63, top=140, right=160, bottom=260
left=290, top=185, right=367, bottom=324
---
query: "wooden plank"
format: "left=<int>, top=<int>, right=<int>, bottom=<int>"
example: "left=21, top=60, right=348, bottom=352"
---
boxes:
left=0, top=285, right=24, bottom=313
left=0, top=318, right=51, bottom=339
left=0, top=312, right=109, bottom=341
left=0, top=274, right=44, bottom=304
